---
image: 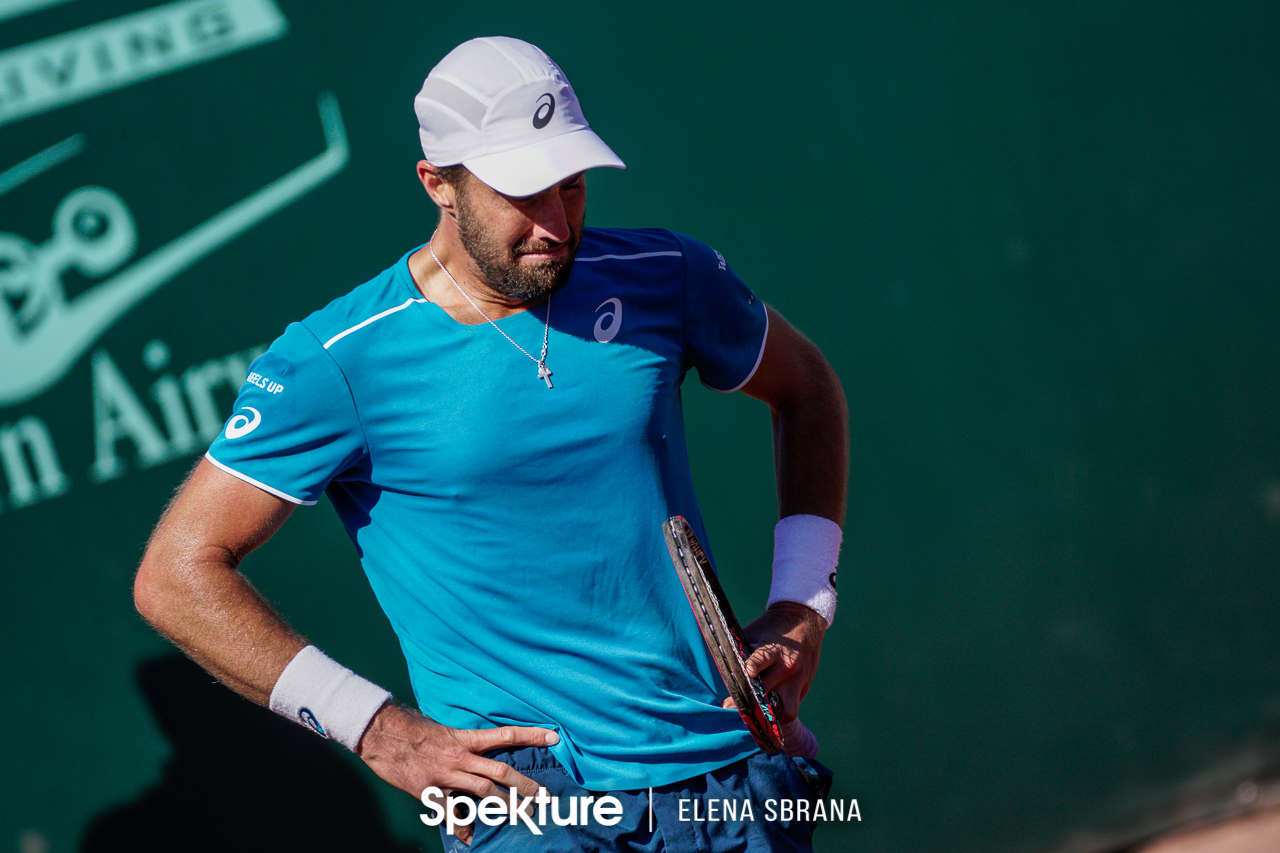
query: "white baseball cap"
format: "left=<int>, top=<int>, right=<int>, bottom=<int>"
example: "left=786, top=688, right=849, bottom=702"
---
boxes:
left=415, top=37, right=625, bottom=197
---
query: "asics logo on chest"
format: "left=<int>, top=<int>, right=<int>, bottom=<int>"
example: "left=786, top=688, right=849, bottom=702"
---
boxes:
left=594, top=298, right=623, bottom=342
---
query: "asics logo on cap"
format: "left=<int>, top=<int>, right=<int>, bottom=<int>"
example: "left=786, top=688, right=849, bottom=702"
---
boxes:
left=533, top=93, right=555, bottom=129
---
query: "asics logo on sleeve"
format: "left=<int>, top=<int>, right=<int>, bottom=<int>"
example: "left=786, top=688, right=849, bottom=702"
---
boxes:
left=594, top=298, right=622, bottom=342
left=533, top=93, right=555, bottom=128
left=224, top=407, right=262, bottom=439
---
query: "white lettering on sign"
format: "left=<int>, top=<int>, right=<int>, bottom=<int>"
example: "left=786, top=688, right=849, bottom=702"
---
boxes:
left=0, top=338, right=270, bottom=514
left=89, top=342, right=263, bottom=484
left=0, top=416, right=68, bottom=510
left=0, top=0, right=288, bottom=127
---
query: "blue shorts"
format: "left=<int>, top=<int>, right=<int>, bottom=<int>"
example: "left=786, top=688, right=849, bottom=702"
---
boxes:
left=438, top=747, right=834, bottom=852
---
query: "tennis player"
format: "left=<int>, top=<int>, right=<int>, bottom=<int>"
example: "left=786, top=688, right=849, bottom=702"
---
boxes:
left=135, top=36, right=848, bottom=851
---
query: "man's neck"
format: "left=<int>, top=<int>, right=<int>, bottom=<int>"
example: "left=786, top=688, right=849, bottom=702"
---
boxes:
left=407, top=235, right=537, bottom=324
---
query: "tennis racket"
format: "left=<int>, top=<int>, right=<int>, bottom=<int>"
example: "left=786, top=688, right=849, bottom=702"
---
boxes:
left=663, top=516, right=818, bottom=758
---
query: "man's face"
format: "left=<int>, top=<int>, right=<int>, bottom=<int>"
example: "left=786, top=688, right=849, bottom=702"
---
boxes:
left=452, top=172, right=586, bottom=302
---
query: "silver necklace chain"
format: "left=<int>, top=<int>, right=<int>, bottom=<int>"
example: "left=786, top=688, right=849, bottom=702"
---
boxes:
left=429, top=241, right=553, bottom=388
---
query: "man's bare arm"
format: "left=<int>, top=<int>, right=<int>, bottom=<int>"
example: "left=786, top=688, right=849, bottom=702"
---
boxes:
left=742, top=305, right=849, bottom=526
left=737, top=305, right=849, bottom=720
left=133, top=459, right=556, bottom=837
left=134, top=458, right=306, bottom=702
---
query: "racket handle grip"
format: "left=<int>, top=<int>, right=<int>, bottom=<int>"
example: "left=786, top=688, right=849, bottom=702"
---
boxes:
left=781, top=718, right=818, bottom=759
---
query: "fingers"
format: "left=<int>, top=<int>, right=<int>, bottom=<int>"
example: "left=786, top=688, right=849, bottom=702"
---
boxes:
left=724, top=685, right=818, bottom=759
left=458, top=726, right=558, bottom=799
left=498, top=768, right=544, bottom=802
left=360, top=710, right=559, bottom=805
left=453, top=752, right=544, bottom=800
left=744, top=643, right=808, bottom=726
left=416, top=730, right=549, bottom=843
left=466, top=724, right=560, bottom=752
left=745, top=638, right=815, bottom=718
left=745, top=642, right=803, bottom=695
left=743, top=643, right=780, bottom=680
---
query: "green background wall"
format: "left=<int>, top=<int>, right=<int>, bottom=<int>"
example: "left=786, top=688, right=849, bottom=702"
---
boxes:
left=3, top=2, right=1278, bottom=851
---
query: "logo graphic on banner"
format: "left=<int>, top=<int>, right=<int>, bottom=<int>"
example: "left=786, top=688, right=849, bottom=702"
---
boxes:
left=0, top=133, right=85, bottom=197
left=0, top=92, right=348, bottom=407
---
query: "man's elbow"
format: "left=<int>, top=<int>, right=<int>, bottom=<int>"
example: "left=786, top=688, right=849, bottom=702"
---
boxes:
left=133, top=553, right=165, bottom=628
left=133, top=542, right=186, bottom=633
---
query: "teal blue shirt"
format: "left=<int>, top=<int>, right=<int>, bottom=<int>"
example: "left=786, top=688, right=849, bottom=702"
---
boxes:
left=207, top=228, right=769, bottom=789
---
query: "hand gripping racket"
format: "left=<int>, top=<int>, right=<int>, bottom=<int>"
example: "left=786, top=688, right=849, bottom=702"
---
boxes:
left=663, top=516, right=818, bottom=758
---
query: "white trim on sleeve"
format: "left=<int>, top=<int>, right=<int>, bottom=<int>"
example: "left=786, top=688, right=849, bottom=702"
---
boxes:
left=576, top=251, right=683, bottom=263
left=323, top=297, right=428, bottom=350
left=702, top=306, right=769, bottom=394
left=204, top=452, right=317, bottom=506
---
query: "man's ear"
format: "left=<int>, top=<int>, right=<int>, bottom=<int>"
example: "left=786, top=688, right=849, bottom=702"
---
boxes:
left=418, top=161, right=457, bottom=215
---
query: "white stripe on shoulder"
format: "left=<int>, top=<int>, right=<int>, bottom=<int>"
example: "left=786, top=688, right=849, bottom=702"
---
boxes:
left=704, top=308, right=770, bottom=394
left=575, top=251, right=683, bottom=263
left=204, top=452, right=317, bottom=506
left=323, top=297, right=428, bottom=349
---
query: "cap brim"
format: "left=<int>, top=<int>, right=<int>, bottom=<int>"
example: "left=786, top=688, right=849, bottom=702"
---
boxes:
left=463, top=127, right=625, bottom=197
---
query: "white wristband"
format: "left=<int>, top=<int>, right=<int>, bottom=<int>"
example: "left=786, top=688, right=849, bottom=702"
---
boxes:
left=768, top=514, right=842, bottom=625
left=268, top=645, right=392, bottom=751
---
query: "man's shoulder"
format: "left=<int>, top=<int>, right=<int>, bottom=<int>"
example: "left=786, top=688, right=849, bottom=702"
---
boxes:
left=579, top=227, right=682, bottom=259
left=290, top=247, right=424, bottom=352
left=578, top=227, right=725, bottom=263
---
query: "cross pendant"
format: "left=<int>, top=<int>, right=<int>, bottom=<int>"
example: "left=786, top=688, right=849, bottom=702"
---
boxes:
left=537, top=361, right=553, bottom=389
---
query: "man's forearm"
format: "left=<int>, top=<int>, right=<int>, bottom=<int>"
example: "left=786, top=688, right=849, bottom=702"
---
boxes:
left=135, top=467, right=401, bottom=753
left=134, top=529, right=307, bottom=707
left=743, top=306, right=850, bottom=526
left=133, top=459, right=307, bottom=707
left=771, top=348, right=849, bottom=524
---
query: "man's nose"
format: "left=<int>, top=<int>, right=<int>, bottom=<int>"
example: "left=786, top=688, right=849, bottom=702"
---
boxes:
left=526, top=190, right=570, bottom=244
